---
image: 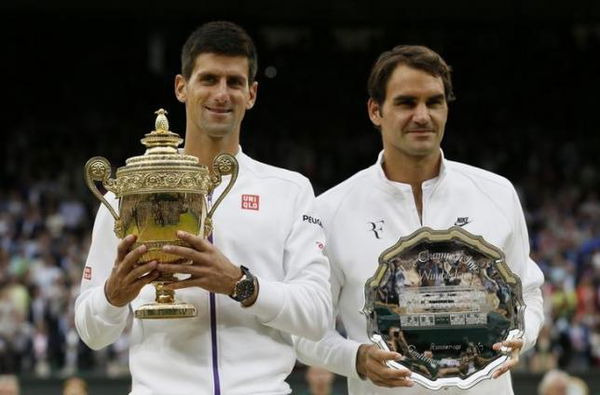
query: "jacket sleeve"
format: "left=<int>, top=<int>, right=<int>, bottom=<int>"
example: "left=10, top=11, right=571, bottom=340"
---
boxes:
left=506, top=187, right=545, bottom=353
left=292, top=193, right=363, bottom=379
left=74, top=194, right=131, bottom=350
left=244, top=180, right=333, bottom=341
left=293, top=246, right=363, bottom=379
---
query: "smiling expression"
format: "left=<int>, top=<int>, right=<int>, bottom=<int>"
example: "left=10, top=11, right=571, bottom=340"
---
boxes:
left=175, top=53, right=257, bottom=139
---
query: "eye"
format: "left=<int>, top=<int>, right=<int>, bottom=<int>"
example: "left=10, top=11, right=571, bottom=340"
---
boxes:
left=427, top=97, right=445, bottom=108
left=199, top=75, right=217, bottom=85
left=395, top=99, right=416, bottom=108
left=228, top=77, right=245, bottom=88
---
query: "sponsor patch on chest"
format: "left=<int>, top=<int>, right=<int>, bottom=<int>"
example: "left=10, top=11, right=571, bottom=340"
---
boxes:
left=303, top=215, right=323, bottom=227
left=241, top=194, right=260, bottom=210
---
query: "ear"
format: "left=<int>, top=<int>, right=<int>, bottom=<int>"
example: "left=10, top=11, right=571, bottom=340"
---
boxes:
left=246, top=81, right=258, bottom=110
left=367, top=98, right=382, bottom=128
left=174, top=74, right=187, bottom=103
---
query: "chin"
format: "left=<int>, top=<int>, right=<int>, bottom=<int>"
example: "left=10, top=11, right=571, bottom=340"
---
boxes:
left=408, top=147, right=439, bottom=157
left=203, top=124, right=234, bottom=138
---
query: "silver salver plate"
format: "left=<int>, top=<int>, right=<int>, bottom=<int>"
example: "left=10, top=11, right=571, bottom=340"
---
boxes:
left=362, top=227, right=525, bottom=390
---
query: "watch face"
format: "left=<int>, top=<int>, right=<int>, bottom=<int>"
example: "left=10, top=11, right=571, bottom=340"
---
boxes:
left=235, top=279, right=255, bottom=301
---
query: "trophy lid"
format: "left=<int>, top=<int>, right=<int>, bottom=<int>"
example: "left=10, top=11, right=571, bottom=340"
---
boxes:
left=112, top=109, right=210, bottom=196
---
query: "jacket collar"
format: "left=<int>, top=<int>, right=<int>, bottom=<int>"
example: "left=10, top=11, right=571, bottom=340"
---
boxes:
left=369, top=150, right=448, bottom=195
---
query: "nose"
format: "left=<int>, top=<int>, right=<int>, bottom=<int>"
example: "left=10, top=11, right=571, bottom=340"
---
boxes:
left=412, top=103, right=430, bottom=125
left=213, top=78, right=229, bottom=104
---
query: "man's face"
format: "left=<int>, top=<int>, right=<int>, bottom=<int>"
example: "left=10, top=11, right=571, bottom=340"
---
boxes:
left=175, top=53, right=257, bottom=138
left=368, top=64, right=448, bottom=159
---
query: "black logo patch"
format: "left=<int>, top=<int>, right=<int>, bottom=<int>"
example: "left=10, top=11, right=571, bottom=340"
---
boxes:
left=303, top=215, right=323, bottom=228
left=368, top=220, right=385, bottom=239
left=454, top=217, right=471, bottom=227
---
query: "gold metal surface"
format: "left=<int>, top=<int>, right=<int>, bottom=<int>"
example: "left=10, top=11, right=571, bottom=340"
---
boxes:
left=84, top=109, right=238, bottom=318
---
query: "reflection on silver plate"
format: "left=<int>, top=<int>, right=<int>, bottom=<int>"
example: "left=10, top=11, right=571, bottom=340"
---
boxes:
left=362, top=227, right=525, bottom=390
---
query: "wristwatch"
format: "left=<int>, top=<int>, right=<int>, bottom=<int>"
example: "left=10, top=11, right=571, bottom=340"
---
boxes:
left=229, top=265, right=256, bottom=303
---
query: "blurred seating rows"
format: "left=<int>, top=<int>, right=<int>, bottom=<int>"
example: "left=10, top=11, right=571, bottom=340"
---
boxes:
left=2, top=15, right=600, bottom=378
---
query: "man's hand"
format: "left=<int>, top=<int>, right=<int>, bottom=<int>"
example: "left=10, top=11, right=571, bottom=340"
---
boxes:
left=158, top=231, right=243, bottom=295
left=356, top=344, right=413, bottom=388
left=492, top=338, right=524, bottom=378
left=105, top=235, right=160, bottom=307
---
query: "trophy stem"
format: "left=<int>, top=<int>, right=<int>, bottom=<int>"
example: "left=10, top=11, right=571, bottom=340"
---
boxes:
left=155, top=280, right=175, bottom=304
left=134, top=276, right=197, bottom=319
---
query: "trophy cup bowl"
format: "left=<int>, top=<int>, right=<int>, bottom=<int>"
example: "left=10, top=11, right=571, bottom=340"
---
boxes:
left=362, top=227, right=525, bottom=390
left=84, top=109, right=238, bottom=319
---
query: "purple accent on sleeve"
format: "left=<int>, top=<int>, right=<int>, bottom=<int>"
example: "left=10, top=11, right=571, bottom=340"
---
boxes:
left=207, top=193, right=221, bottom=395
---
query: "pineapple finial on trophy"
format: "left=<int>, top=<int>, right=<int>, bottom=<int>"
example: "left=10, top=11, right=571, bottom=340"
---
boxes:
left=154, top=108, right=169, bottom=133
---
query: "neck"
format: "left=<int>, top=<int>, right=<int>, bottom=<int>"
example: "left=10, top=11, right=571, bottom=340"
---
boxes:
left=183, top=132, right=239, bottom=167
left=382, top=149, right=441, bottom=224
left=382, top=149, right=441, bottom=186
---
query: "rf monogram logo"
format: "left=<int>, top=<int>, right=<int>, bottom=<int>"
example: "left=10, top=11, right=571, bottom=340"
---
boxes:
left=368, top=220, right=385, bottom=239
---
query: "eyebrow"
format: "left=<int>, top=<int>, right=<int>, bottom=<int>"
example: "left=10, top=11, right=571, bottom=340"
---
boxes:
left=197, top=71, right=247, bottom=82
left=427, top=94, right=445, bottom=102
left=393, top=94, right=445, bottom=103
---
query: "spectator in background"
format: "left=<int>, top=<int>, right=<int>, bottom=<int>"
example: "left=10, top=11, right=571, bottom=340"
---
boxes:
left=538, top=369, right=589, bottom=395
left=62, top=376, right=88, bottom=395
left=305, top=366, right=335, bottom=395
left=0, top=375, right=19, bottom=395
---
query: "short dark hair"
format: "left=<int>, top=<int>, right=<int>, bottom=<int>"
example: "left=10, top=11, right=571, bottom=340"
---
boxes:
left=181, top=21, right=258, bottom=83
left=367, top=45, right=455, bottom=105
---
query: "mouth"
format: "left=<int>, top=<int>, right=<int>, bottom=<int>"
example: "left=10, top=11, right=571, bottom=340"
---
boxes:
left=406, top=129, right=435, bottom=134
left=205, top=106, right=233, bottom=114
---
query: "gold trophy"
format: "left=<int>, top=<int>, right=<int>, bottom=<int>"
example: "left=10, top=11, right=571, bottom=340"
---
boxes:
left=84, top=109, right=238, bottom=319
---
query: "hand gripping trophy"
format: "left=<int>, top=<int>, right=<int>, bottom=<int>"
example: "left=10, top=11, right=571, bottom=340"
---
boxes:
left=84, top=109, right=238, bottom=319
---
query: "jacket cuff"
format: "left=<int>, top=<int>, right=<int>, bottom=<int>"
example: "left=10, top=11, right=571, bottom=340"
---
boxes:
left=343, top=339, right=364, bottom=380
left=91, top=284, right=129, bottom=324
left=243, top=276, right=285, bottom=323
left=521, top=315, right=539, bottom=353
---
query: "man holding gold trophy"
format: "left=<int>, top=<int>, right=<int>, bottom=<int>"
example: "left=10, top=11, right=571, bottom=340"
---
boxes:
left=294, top=45, right=544, bottom=393
left=75, top=21, right=332, bottom=394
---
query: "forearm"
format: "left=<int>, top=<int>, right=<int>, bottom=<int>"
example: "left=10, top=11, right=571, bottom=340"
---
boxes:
left=294, top=328, right=363, bottom=379
left=247, top=277, right=332, bottom=341
left=521, top=285, right=544, bottom=353
left=74, top=285, right=130, bottom=350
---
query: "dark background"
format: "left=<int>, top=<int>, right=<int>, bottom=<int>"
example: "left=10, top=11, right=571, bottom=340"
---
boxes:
left=1, top=0, right=600, bottom=393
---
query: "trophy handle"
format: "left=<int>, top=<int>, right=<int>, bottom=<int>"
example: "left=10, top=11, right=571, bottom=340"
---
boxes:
left=84, top=156, right=124, bottom=237
left=207, top=153, right=239, bottom=221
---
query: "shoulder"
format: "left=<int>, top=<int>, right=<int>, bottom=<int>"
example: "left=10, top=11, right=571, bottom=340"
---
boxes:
left=444, top=159, right=522, bottom=219
left=242, top=155, right=312, bottom=192
left=316, top=167, right=372, bottom=220
left=445, top=159, right=516, bottom=194
left=318, top=167, right=371, bottom=202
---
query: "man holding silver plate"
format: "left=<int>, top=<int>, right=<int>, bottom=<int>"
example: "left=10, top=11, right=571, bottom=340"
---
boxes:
left=294, top=45, right=544, bottom=393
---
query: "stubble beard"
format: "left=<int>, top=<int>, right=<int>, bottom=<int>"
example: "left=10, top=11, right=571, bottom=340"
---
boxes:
left=200, top=119, right=236, bottom=139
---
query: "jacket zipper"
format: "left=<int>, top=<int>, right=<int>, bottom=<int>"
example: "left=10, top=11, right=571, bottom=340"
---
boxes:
left=207, top=193, right=221, bottom=395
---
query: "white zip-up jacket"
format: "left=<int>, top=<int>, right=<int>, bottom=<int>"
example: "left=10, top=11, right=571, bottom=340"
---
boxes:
left=75, top=149, right=332, bottom=395
left=294, top=152, right=544, bottom=395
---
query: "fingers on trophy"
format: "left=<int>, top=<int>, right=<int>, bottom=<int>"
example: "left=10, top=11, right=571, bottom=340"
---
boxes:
left=85, top=109, right=239, bottom=319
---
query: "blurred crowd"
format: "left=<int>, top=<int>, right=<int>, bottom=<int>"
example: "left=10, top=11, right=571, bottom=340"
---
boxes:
left=3, top=15, right=600, bottom=383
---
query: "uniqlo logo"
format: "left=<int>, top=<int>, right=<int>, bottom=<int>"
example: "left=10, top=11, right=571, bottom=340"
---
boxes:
left=83, top=266, right=92, bottom=280
left=241, top=194, right=260, bottom=210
